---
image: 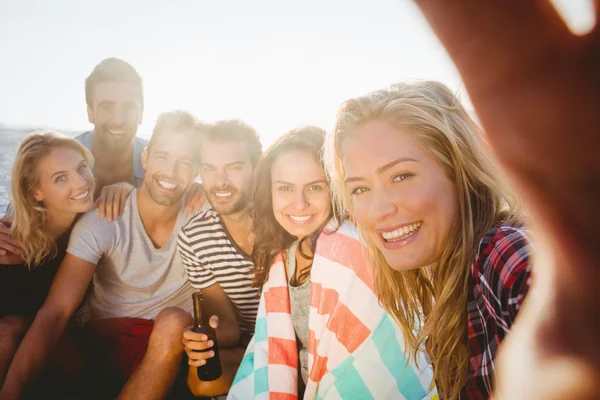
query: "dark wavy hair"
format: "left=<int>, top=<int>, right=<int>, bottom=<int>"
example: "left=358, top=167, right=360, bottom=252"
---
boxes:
left=251, top=126, right=340, bottom=289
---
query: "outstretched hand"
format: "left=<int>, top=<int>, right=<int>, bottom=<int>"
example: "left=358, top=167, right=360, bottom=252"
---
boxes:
left=415, top=1, right=600, bottom=398
left=184, top=181, right=206, bottom=214
left=95, top=182, right=135, bottom=222
left=0, top=216, right=22, bottom=264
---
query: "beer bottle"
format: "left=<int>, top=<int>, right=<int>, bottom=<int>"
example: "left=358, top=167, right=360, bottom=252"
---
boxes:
left=192, top=291, right=222, bottom=381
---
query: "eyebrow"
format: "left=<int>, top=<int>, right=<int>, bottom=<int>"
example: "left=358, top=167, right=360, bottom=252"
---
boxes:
left=51, top=160, right=86, bottom=179
left=153, top=150, right=193, bottom=163
left=200, top=161, right=246, bottom=167
left=179, top=157, right=195, bottom=163
left=275, top=179, right=328, bottom=186
left=344, top=157, right=418, bottom=183
left=97, top=100, right=138, bottom=106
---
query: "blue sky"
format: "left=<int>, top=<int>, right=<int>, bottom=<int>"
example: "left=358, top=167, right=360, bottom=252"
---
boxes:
left=0, top=0, right=593, bottom=145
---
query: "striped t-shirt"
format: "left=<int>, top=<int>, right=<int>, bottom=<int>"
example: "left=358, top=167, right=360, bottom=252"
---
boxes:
left=177, top=207, right=259, bottom=336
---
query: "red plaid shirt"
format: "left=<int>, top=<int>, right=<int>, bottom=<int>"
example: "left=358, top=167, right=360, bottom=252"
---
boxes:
left=461, top=224, right=532, bottom=399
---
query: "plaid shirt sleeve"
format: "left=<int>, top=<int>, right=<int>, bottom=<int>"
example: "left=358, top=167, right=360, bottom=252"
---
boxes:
left=476, top=225, right=532, bottom=328
left=463, top=224, right=532, bottom=399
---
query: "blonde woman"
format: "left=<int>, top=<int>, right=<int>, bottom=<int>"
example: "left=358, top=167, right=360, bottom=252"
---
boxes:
left=324, top=81, right=532, bottom=399
left=0, top=132, right=95, bottom=392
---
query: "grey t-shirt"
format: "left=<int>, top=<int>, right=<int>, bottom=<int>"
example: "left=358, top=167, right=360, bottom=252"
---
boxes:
left=286, top=241, right=311, bottom=385
left=67, top=190, right=197, bottom=320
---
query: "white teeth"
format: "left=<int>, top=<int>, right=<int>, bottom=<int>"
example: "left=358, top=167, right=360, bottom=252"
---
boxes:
left=108, top=130, right=127, bottom=135
left=71, top=190, right=89, bottom=200
left=158, top=180, right=177, bottom=190
left=215, top=192, right=232, bottom=197
left=289, top=215, right=312, bottom=223
left=381, top=222, right=422, bottom=241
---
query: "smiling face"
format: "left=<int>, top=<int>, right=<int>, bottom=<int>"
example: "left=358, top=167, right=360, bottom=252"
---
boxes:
left=142, top=130, right=198, bottom=207
left=33, top=146, right=95, bottom=216
left=87, top=81, right=143, bottom=150
left=341, top=119, right=458, bottom=271
left=271, top=150, right=331, bottom=240
left=199, top=140, right=254, bottom=216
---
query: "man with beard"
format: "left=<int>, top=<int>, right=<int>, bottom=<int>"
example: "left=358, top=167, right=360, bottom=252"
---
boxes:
left=0, top=58, right=203, bottom=263
left=177, top=121, right=262, bottom=391
left=0, top=111, right=201, bottom=400
left=78, top=57, right=204, bottom=219
left=0, top=58, right=144, bottom=260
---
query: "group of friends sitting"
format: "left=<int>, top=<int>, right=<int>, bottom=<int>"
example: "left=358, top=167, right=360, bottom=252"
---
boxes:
left=2, top=2, right=600, bottom=398
left=0, top=57, right=529, bottom=400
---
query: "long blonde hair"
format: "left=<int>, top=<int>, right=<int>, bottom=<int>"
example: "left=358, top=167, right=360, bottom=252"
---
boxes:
left=324, top=81, right=521, bottom=399
left=9, top=131, right=94, bottom=268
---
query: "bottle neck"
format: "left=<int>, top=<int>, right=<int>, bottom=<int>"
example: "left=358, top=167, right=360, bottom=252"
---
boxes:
left=192, top=295, right=203, bottom=328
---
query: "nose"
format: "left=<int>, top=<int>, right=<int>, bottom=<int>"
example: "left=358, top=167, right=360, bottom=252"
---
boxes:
left=114, top=106, right=126, bottom=126
left=292, top=190, right=309, bottom=211
left=368, top=186, right=397, bottom=223
left=73, top=171, right=89, bottom=191
left=216, top=168, right=229, bottom=186
left=165, top=159, right=179, bottom=179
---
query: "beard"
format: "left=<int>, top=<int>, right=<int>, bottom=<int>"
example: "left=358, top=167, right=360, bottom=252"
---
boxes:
left=145, top=176, right=185, bottom=207
left=207, top=184, right=251, bottom=216
left=98, top=125, right=137, bottom=149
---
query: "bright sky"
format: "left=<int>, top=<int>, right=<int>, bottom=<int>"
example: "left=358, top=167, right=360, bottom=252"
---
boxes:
left=0, top=0, right=594, bottom=145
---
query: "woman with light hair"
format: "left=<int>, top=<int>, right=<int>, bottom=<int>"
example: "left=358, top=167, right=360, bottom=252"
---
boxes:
left=324, top=81, right=532, bottom=400
left=0, top=131, right=95, bottom=394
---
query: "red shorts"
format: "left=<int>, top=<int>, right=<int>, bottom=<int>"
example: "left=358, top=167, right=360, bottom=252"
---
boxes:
left=85, top=317, right=154, bottom=380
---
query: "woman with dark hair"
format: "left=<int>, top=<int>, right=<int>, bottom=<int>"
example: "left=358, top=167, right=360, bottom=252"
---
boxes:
left=229, top=127, right=436, bottom=399
left=251, top=126, right=335, bottom=292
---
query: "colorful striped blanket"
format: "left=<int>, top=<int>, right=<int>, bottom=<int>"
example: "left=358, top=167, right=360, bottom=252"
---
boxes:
left=228, top=221, right=437, bottom=399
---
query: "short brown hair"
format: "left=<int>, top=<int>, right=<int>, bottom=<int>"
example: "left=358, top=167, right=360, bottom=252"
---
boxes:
left=200, top=120, right=262, bottom=166
left=85, top=58, right=143, bottom=110
left=148, top=110, right=200, bottom=159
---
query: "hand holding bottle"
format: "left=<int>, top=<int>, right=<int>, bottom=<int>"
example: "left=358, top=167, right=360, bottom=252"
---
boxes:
left=182, top=315, right=219, bottom=367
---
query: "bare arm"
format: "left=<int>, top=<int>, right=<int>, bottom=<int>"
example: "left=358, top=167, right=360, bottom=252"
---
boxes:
left=0, top=254, right=96, bottom=399
left=183, top=284, right=243, bottom=397
left=184, top=181, right=206, bottom=214
left=201, top=282, right=241, bottom=347
left=415, top=1, right=600, bottom=398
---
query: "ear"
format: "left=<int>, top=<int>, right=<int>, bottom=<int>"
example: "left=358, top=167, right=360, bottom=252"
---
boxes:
left=142, top=147, right=148, bottom=170
left=87, top=106, right=95, bottom=124
left=32, top=189, right=44, bottom=203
